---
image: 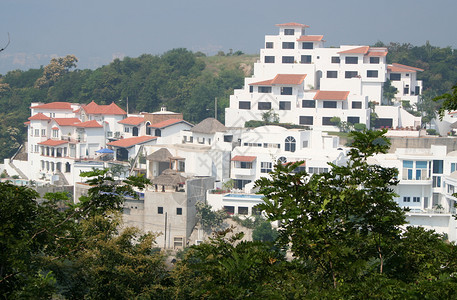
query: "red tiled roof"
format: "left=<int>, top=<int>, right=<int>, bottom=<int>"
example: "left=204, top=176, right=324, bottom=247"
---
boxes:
left=297, top=35, right=323, bottom=42
left=81, top=101, right=126, bottom=115
left=250, top=74, right=307, bottom=86
left=367, top=47, right=388, bottom=56
left=52, top=126, right=59, bottom=130
left=24, top=121, right=30, bottom=125
left=28, top=113, right=51, bottom=121
left=148, top=118, right=190, bottom=128
left=276, top=22, right=309, bottom=28
left=389, top=63, right=424, bottom=73
left=53, top=118, right=81, bottom=126
left=107, top=136, right=157, bottom=148
left=38, top=139, right=68, bottom=146
left=31, top=102, right=73, bottom=110
left=314, top=91, right=350, bottom=101
left=75, top=120, right=103, bottom=128
left=118, top=116, right=145, bottom=126
left=338, top=46, right=370, bottom=55
left=232, top=155, right=256, bottom=162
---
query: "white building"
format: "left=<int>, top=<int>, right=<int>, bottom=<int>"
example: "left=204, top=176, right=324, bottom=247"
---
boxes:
left=225, top=22, right=422, bottom=129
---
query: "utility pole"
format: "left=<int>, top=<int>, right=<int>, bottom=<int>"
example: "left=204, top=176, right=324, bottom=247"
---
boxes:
left=215, top=97, right=217, bottom=120
left=164, top=212, right=167, bottom=249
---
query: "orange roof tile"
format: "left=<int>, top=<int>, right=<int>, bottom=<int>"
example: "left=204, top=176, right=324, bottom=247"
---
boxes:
left=24, top=121, right=30, bottom=125
left=338, top=46, right=369, bottom=55
left=390, top=63, right=424, bottom=72
left=148, top=118, right=191, bottom=128
left=118, top=116, right=145, bottom=126
left=297, top=35, right=323, bottom=42
left=232, top=155, right=257, bottom=162
left=53, top=118, right=81, bottom=126
left=52, top=126, right=59, bottom=130
left=75, top=120, right=103, bottom=128
left=314, top=91, right=350, bottom=101
left=276, top=22, right=309, bottom=28
left=367, top=47, right=388, bottom=56
left=31, top=102, right=73, bottom=110
left=81, top=101, right=126, bottom=115
left=38, top=139, right=68, bottom=146
left=250, top=74, right=307, bottom=86
left=28, top=113, right=51, bottom=121
left=107, top=136, right=157, bottom=148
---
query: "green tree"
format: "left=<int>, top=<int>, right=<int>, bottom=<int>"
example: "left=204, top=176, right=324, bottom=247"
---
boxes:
left=255, top=129, right=406, bottom=287
left=34, top=55, right=78, bottom=89
left=382, top=79, right=398, bottom=105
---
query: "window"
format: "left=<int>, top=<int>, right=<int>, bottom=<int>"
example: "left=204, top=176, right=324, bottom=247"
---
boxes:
left=258, top=102, right=271, bottom=110
left=345, top=71, right=358, bottom=78
left=433, top=160, right=443, bottom=174
left=279, top=101, right=291, bottom=110
left=282, top=42, right=295, bottom=49
left=300, top=116, right=313, bottom=125
left=52, top=129, right=58, bottom=138
left=302, top=100, right=315, bottom=108
left=282, top=56, right=295, bottom=64
left=281, top=87, right=293, bottom=95
left=403, top=197, right=411, bottom=202
left=285, top=136, right=296, bottom=152
left=35, top=129, right=39, bottom=136
left=367, top=70, right=378, bottom=78
left=331, top=56, right=340, bottom=63
left=308, top=167, right=329, bottom=174
left=284, top=29, right=294, bottom=35
left=413, top=197, right=420, bottom=203
left=415, top=86, right=420, bottom=95
left=239, top=101, right=251, bottom=109
left=264, top=56, right=275, bottom=63
left=249, top=86, right=253, bottom=93
left=327, top=71, right=338, bottom=78
left=390, top=73, right=401, bottom=81
left=266, top=42, right=273, bottom=48
left=224, top=206, right=235, bottom=215
left=124, top=126, right=130, bottom=133
left=240, top=162, right=252, bottom=169
left=158, top=207, right=163, bottom=214
left=345, top=56, right=358, bottom=64
left=238, top=207, right=249, bottom=215
left=322, top=117, right=334, bottom=125
left=41, top=129, right=46, bottom=137
left=261, top=162, right=273, bottom=173
left=34, top=145, right=39, bottom=153
left=451, top=162, right=457, bottom=173
left=352, top=101, right=362, bottom=109
left=300, top=55, right=311, bottom=64
left=176, top=208, right=182, bottom=215
left=258, top=86, right=272, bottom=93
left=404, top=87, right=409, bottom=95
left=302, top=42, right=313, bottom=49
left=347, top=116, right=360, bottom=124
left=323, top=101, right=337, bottom=108
left=433, top=176, right=441, bottom=188
left=370, top=57, right=380, bottom=64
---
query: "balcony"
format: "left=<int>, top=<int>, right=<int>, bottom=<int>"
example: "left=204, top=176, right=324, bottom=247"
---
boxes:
left=232, top=167, right=256, bottom=176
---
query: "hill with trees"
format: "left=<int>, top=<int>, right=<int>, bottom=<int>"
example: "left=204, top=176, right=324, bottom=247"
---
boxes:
left=0, top=42, right=456, bottom=160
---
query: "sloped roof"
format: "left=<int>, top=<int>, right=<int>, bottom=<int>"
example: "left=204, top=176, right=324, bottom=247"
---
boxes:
left=38, top=139, right=68, bottom=146
left=297, top=35, right=323, bottom=42
left=314, top=91, right=350, bottom=101
left=53, top=118, right=81, bottom=126
left=24, top=121, right=30, bottom=125
left=151, top=169, right=187, bottom=186
left=31, top=102, right=73, bottom=110
left=367, top=47, right=388, bottom=56
left=118, top=116, right=145, bottom=126
left=276, top=22, right=309, bottom=28
left=147, top=148, right=173, bottom=162
left=338, top=46, right=370, bottom=55
left=190, top=118, right=227, bottom=134
left=388, top=63, right=424, bottom=73
left=81, top=101, right=126, bottom=115
left=250, top=74, right=307, bottom=86
left=148, top=118, right=193, bottom=129
left=28, top=113, right=51, bottom=121
left=107, top=136, right=157, bottom=148
left=232, top=155, right=256, bottom=162
left=75, top=120, right=103, bottom=128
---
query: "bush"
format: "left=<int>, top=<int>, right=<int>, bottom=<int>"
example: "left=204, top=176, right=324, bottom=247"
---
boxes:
left=354, top=123, right=366, bottom=131
left=426, top=129, right=437, bottom=135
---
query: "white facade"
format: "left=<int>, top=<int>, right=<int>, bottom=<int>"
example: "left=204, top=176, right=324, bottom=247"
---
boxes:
left=225, top=23, right=423, bottom=129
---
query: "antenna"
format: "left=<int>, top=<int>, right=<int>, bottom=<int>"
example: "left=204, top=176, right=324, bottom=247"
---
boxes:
left=0, top=33, right=10, bottom=53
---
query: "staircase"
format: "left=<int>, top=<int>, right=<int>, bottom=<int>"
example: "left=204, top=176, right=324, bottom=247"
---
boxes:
left=8, top=161, right=28, bottom=180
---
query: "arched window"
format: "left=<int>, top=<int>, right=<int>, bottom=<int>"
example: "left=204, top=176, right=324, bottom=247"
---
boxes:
left=145, top=122, right=151, bottom=135
left=285, top=136, right=296, bottom=152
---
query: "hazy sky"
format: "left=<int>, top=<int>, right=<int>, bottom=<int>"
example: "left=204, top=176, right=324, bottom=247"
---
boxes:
left=1, top=0, right=456, bottom=74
